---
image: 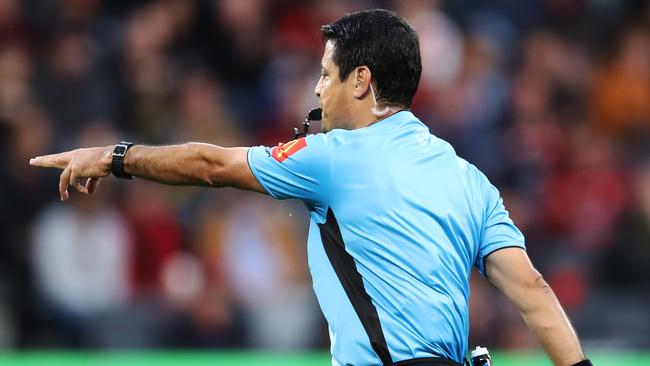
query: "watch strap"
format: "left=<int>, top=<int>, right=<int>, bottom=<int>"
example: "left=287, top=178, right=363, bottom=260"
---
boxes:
left=111, top=141, right=135, bottom=179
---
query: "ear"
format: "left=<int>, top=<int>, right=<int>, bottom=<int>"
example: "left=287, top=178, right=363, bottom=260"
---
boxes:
left=352, top=66, right=372, bottom=99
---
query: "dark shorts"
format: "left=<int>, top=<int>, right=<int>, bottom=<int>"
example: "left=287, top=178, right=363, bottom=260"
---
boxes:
left=394, top=357, right=464, bottom=366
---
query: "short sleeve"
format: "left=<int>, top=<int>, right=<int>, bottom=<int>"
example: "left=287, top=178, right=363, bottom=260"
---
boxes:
left=247, top=133, right=330, bottom=204
left=474, top=180, right=526, bottom=276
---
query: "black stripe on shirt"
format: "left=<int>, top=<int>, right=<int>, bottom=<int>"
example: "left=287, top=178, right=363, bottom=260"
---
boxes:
left=318, top=207, right=393, bottom=365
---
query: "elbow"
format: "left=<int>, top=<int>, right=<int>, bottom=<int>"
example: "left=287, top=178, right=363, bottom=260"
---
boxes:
left=188, top=143, right=227, bottom=187
left=204, top=168, right=226, bottom=187
left=203, top=160, right=228, bottom=187
left=525, top=270, right=551, bottom=293
left=516, top=270, right=555, bottom=313
left=521, top=270, right=555, bottom=300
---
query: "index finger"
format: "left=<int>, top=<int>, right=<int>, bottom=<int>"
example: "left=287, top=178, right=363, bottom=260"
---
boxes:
left=29, top=152, right=72, bottom=169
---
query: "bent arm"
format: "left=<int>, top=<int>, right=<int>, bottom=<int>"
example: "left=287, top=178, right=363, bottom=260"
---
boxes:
left=485, top=248, right=586, bottom=366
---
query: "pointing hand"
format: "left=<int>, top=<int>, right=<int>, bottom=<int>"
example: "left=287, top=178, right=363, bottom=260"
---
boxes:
left=29, top=146, right=113, bottom=201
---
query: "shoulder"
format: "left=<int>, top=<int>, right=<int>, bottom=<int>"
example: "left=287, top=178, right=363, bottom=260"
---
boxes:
left=302, top=129, right=366, bottom=154
left=455, top=156, right=499, bottom=204
left=456, top=157, right=477, bottom=178
left=456, top=156, right=489, bottom=184
left=260, top=133, right=333, bottom=164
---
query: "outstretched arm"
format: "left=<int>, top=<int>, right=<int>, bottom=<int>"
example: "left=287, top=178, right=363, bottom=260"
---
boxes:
left=485, top=248, right=588, bottom=366
left=29, top=143, right=264, bottom=201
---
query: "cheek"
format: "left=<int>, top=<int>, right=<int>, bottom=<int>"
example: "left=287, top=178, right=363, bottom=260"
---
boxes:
left=321, top=83, right=336, bottom=110
left=321, top=80, right=331, bottom=97
left=323, top=81, right=341, bottom=104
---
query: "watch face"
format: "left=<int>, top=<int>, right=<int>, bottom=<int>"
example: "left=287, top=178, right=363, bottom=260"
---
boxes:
left=113, top=145, right=127, bottom=156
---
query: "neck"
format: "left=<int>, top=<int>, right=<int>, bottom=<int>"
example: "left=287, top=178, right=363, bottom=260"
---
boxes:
left=350, top=105, right=403, bottom=130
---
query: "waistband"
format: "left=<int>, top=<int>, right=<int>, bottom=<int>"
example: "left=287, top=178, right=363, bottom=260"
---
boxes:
left=393, top=357, right=464, bottom=366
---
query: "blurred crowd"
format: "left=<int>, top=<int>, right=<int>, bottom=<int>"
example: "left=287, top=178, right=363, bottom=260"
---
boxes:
left=0, top=0, right=649, bottom=352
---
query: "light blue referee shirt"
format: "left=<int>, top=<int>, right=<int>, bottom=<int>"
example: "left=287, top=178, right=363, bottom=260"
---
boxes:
left=247, top=111, right=525, bottom=366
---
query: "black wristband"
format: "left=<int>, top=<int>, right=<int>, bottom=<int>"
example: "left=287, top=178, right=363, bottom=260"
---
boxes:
left=572, top=360, right=592, bottom=366
left=111, top=141, right=135, bottom=179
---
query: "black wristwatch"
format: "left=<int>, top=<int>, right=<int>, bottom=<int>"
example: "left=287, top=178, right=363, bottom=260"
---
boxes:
left=111, top=141, right=135, bottom=179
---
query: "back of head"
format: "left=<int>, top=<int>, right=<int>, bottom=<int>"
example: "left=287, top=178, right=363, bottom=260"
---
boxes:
left=320, top=9, right=422, bottom=109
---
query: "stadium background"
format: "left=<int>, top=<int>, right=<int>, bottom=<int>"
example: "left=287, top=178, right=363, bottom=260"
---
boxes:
left=0, top=0, right=649, bottom=365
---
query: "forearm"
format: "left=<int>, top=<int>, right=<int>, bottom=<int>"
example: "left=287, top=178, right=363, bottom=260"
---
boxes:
left=516, top=276, right=585, bottom=366
left=486, top=249, right=588, bottom=366
left=123, top=143, right=233, bottom=187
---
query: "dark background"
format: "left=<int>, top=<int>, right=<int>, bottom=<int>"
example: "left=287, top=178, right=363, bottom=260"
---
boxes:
left=0, top=0, right=649, bottom=352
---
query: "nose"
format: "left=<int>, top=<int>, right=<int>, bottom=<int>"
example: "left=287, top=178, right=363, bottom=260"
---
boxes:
left=314, top=77, right=323, bottom=97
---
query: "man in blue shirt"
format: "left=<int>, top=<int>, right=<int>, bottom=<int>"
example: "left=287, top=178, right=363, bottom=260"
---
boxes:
left=31, top=9, right=591, bottom=366
left=249, top=110, right=526, bottom=365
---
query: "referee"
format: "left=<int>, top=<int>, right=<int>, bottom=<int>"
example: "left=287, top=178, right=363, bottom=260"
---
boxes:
left=30, top=9, right=591, bottom=366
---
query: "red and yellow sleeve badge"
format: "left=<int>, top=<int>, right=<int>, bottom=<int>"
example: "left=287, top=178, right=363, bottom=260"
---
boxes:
left=271, top=137, right=307, bottom=163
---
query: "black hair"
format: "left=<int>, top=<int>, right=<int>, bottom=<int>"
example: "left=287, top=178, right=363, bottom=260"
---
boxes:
left=320, top=9, right=422, bottom=108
